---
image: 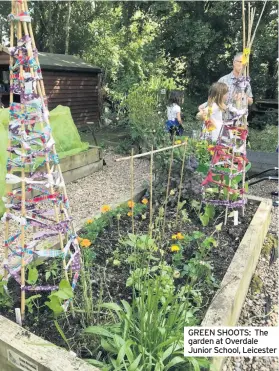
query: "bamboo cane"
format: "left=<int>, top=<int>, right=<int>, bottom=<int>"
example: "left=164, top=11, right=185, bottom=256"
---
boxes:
left=249, top=1, right=267, bottom=48
left=149, top=146, right=154, bottom=238
left=161, top=143, right=175, bottom=239
left=115, top=142, right=187, bottom=162
left=4, top=0, right=15, bottom=281
left=130, top=148, right=135, bottom=235
left=175, top=142, right=188, bottom=228
left=14, top=0, right=27, bottom=319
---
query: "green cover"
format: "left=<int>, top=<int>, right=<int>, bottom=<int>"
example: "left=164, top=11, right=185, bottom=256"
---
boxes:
left=0, top=105, right=89, bottom=216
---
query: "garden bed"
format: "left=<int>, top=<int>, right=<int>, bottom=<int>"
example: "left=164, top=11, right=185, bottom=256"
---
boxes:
left=0, top=195, right=262, bottom=370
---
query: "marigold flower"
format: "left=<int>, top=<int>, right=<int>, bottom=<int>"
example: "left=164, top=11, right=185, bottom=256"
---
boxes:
left=141, top=198, right=148, bottom=205
left=170, top=245, right=180, bottom=252
left=176, top=232, right=184, bottom=240
left=128, top=200, right=135, bottom=208
left=173, top=270, right=181, bottom=278
left=77, top=236, right=83, bottom=242
left=127, top=211, right=133, bottom=217
left=86, top=219, right=94, bottom=224
left=174, top=140, right=182, bottom=145
left=171, top=234, right=177, bottom=240
left=80, top=239, right=91, bottom=248
left=101, top=205, right=111, bottom=213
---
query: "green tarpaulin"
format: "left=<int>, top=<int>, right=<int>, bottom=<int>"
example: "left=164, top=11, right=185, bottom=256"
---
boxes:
left=0, top=105, right=89, bottom=216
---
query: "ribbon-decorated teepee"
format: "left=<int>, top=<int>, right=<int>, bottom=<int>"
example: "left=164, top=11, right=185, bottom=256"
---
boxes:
left=2, top=0, right=80, bottom=319
left=202, top=0, right=267, bottom=225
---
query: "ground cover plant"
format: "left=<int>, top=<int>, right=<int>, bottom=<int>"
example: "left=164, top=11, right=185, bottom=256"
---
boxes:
left=0, top=138, right=259, bottom=371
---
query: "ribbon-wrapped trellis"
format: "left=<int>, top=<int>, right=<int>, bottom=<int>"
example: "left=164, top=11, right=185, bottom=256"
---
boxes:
left=201, top=0, right=267, bottom=225
left=2, top=0, right=80, bottom=318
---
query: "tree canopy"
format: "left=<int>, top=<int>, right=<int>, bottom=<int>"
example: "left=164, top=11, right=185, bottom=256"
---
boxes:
left=0, top=1, right=277, bottom=103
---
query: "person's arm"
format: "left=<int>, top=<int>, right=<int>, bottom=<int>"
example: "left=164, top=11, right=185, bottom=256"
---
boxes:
left=246, top=83, right=253, bottom=105
left=176, top=111, right=182, bottom=124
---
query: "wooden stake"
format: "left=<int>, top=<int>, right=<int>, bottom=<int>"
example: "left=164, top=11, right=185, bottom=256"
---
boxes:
left=130, top=148, right=134, bottom=235
left=115, top=142, right=187, bottom=162
left=162, top=143, right=174, bottom=238
left=175, top=143, right=188, bottom=228
left=4, top=0, right=15, bottom=281
left=149, top=146, right=154, bottom=238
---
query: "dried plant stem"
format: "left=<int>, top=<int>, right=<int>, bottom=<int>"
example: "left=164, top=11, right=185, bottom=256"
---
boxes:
left=162, top=144, right=174, bottom=239
left=130, top=148, right=135, bottom=234
left=149, top=146, right=154, bottom=238
left=175, top=143, right=188, bottom=228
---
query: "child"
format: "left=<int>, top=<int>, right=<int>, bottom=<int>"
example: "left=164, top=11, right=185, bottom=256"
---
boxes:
left=166, top=90, right=184, bottom=139
left=197, top=82, right=228, bottom=142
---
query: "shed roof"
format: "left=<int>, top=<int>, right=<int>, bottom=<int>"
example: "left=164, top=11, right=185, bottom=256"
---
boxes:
left=0, top=45, right=101, bottom=73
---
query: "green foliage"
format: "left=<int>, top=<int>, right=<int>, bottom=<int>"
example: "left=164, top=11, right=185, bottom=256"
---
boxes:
left=25, top=294, right=41, bottom=314
left=26, top=266, right=39, bottom=285
left=0, top=274, right=12, bottom=309
left=124, top=76, right=177, bottom=149
left=249, top=125, right=278, bottom=153
left=45, top=279, right=73, bottom=316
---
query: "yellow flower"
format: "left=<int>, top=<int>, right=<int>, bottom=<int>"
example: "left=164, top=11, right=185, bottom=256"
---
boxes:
left=80, top=239, right=91, bottom=248
left=174, top=140, right=182, bottom=145
left=77, top=236, right=83, bottom=242
left=170, top=189, right=176, bottom=196
left=170, top=245, right=180, bottom=252
left=127, top=211, right=133, bottom=217
left=142, top=198, right=148, bottom=205
left=171, top=234, right=177, bottom=240
left=128, top=200, right=135, bottom=208
left=101, top=205, right=111, bottom=213
left=176, top=232, right=184, bottom=240
left=173, top=270, right=181, bottom=278
left=86, top=219, right=94, bottom=224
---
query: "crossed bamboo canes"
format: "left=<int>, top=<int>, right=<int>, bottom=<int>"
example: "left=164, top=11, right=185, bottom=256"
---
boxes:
left=224, top=0, right=267, bottom=225
left=5, top=0, right=78, bottom=318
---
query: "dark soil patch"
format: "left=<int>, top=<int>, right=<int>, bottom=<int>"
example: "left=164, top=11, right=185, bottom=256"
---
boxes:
left=0, top=199, right=259, bottom=359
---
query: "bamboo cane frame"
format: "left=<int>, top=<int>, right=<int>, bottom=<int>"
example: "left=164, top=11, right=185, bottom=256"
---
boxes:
left=7, top=0, right=76, bottom=315
left=4, top=1, right=15, bottom=281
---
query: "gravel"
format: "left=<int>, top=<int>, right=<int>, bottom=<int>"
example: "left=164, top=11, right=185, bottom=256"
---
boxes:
left=223, top=178, right=278, bottom=371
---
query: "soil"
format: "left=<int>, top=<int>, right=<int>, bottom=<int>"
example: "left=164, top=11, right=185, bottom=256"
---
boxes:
left=0, top=199, right=259, bottom=360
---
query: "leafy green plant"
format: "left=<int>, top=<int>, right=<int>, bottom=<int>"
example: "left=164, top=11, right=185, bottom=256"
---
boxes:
left=84, top=286, right=209, bottom=371
left=45, top=279, right=73, bottom=316
left=25, top=294, right=41, bottom=314
left=45, top=261, right=59, bottom=282
left=26, top=265, right=39, bottom=285
left=0, top=274, right=12, bottom=309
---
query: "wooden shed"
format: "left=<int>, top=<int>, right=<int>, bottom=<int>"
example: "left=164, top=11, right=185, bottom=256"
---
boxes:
left=0, top=46, right=102, bottom=127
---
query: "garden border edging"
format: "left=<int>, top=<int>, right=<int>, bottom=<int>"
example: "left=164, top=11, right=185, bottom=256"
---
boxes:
left=201, top=195, right=272, bottom=371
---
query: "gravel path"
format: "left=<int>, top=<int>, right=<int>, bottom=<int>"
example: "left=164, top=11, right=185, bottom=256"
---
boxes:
left=224, top=179, right=278, bottom=371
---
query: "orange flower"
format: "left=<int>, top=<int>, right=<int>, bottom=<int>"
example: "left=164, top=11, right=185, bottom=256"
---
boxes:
left=170, top=245, right=180, bottom=252
left=141, top=198, right=148, bottom=205
left=101, top=205, right=111, bottom=213
left=80, top=239, right=91, bottom=248
left=127, top=211, right=133, bottom=217
left=77, top=236, right=83, bottom=242
left=128, top=200, right=135, bottom=208
left=176, top=232, right=184, bottom=240
left=86, top=219, right=94, bottom=224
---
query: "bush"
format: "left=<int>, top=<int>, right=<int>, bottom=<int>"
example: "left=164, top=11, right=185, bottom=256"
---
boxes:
left=249, top=125, right=278, bottom=153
